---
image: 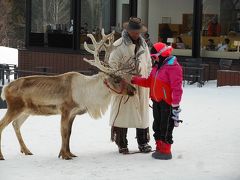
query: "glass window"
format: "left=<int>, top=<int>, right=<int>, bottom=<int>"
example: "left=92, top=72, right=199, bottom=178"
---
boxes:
left=80, top=0, right=111, bottom=49
left=113, top=0, right=130, bottom=40
left=115, top=0, right=130, bottom=32
left=201, top=0, right=240, bottom=59
left=30, top=0, right=73, bottom=48
left=148, top=0, right=193, bottom=56
left=80, top=0, right=130, bottom=49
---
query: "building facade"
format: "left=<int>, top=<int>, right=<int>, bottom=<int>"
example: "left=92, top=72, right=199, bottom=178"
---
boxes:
left=19, top=0, right=240, bottom=79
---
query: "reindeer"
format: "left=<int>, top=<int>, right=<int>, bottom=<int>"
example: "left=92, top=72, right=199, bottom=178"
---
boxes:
left=0, top=30, right=136, bottom=160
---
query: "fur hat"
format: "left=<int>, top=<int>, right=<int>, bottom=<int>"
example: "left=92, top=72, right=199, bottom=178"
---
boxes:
left=123, top=17, right=147, bottom=33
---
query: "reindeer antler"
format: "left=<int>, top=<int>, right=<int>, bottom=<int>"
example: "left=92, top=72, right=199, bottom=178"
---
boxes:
left=101, top=29, right=116, bottom=63
left=83, top=29, right=139, bottom=76
left=83, top=29, right=116, bottom=74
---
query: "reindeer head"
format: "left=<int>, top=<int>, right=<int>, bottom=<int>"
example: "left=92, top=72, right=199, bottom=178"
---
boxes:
left=102, top=74, right=135, bottom=96
left=83, top=29, right=137, bottom=96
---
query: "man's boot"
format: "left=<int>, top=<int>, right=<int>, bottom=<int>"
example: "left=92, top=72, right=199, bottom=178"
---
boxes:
left=136, top=128, right=152, bottom=153
left=111, top=127, right=129, bottom=154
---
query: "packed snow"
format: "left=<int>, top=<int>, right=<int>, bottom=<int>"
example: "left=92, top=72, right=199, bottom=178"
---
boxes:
left=0, top=81, right=240, bottom=180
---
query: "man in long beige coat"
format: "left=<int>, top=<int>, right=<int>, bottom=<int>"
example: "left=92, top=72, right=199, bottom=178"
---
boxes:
left=109, top=17, right=152, bottom=154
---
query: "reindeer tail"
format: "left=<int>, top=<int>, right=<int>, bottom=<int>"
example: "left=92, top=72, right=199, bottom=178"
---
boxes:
left=1, top=85, right=8, bottom=101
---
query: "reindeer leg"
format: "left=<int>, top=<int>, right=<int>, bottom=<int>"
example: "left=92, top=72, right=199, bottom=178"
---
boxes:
left=58, top=112, right=72, bottom=160
left=12, top=114, right=32, bottom=155
left=66, top=115, right=77, bottom=158
left=0, top=109, right=23, bottom=160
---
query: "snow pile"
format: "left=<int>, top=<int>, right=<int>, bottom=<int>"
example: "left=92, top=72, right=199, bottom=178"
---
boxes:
left=0, top=82, right=239, bottom=180
left=0, top=46, right=18, bottom=86
left=0, top=46, right=18, bottom=65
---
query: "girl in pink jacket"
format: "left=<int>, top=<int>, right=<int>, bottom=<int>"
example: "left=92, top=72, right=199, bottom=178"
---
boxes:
left=131, top=42, right=183, bottom=160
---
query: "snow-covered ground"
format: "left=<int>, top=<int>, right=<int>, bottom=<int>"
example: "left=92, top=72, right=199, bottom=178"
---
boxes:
left=0, top=46, right=18, bottom=87
left=0, top=81, right=240, bottom=180
left=0, top=46, right=18, bottom=65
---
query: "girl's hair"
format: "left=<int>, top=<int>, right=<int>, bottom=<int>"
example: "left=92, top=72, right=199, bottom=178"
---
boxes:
left=150, top=46, right=157, bottom=54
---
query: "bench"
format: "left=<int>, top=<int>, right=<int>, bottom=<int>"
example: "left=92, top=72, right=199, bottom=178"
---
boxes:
left=181, top=61, right=209, bottom=87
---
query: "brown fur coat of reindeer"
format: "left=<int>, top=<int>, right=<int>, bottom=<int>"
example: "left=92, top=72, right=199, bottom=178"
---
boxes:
left=0, top=30, right=136, bottom=160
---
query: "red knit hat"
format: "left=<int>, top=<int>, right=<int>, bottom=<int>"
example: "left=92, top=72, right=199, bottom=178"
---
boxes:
left=151, top=42, right=173, bottom=58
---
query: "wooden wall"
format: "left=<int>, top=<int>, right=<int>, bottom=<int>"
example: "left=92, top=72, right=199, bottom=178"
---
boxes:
left=18, top=49, right=97, bottom=76
left=177, top=56, right=240, bottom=80
left=18, top=49, right=240, bottom=81
left=217, top=70, right=240, bottom=87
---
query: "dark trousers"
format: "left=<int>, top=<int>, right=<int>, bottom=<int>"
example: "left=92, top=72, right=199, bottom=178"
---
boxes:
left=152, top=100, right=174, bottom=144
left=112, top=127, right=150, bottom=148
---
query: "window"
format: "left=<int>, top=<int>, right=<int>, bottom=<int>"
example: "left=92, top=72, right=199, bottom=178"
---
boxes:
left=201, top=0, right=240, bottom=59
left=80, top=0, right=132, bottom=49
left=30, top=0, right=73, bottom=48
left=148, top=0, right=193, bottom=56
left=27, top=0, right=127, bottom=50
left=114, top=0, right=130, bottom=40
left=80, top=0, right=111, bottom=49
left=116, top=0, right=130, bottom=31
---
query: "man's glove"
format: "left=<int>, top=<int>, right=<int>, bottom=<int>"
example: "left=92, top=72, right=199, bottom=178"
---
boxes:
left=172, top=106, right=183, bottom=127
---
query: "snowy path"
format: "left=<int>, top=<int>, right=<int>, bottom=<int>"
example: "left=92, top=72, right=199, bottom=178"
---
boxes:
left=0, top=82, right=240, bottom=180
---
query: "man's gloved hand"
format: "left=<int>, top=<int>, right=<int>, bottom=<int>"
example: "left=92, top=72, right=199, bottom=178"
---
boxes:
left=172, top=106, right=183, bottom=127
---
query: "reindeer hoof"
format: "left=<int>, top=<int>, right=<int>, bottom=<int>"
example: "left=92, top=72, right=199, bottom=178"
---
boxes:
left=64, top=156, right=72, bottom=160
left=0, top=156, right=5, bottom=160
left=69, top=152, right=77, bottom=158
left=58, top=151, right=73, bottom=160
left=60, top=155, right=72, bottom=160
left=21, top=149, right=33, bottom=155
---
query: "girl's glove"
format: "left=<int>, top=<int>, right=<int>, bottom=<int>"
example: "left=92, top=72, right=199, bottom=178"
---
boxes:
left=172, top=106, right=183, bottom=127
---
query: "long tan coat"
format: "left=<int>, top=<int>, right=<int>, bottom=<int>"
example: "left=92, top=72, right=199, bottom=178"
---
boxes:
left=109, top=35, right=152, bottom=128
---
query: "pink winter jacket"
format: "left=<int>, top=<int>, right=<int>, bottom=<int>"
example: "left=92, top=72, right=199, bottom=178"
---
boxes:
left=132, top=56, right=183, bottom=106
